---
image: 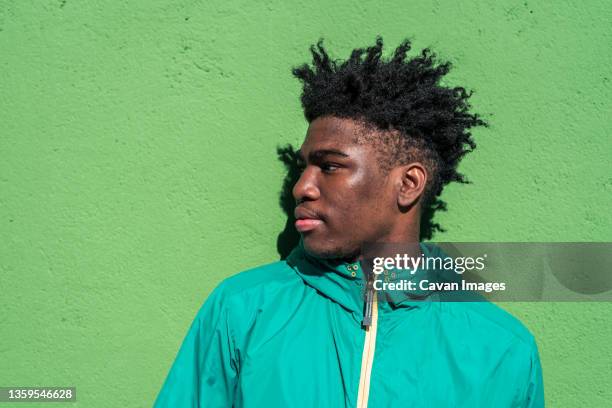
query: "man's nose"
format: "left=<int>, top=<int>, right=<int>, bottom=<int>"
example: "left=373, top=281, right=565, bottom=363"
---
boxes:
left=292, top=167, right=320, bottom=204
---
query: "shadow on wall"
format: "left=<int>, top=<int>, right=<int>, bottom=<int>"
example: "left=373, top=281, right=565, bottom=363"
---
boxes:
left=275, top=144, right=445, bottom=260
left=276, top=145, right=302, bottom=260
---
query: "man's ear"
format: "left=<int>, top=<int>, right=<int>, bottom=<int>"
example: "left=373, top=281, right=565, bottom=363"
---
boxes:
left=396, top=163, right=427, bottom=208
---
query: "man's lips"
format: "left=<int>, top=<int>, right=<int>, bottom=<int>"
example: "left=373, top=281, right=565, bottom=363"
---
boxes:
left=295, top=219, right=323, bottom=232
left=294, top=207, right=324, bottom=233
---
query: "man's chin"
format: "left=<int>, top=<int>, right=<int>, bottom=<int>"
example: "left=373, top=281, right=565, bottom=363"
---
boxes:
left=302, top=236, right=357, bottom=260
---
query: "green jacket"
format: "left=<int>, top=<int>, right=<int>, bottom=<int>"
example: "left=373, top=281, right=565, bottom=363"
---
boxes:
left=155, top=242, right=544, bottom=407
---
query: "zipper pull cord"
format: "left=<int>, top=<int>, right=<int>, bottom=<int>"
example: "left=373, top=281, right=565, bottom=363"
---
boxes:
left=362, top=269, right=374, bottom=328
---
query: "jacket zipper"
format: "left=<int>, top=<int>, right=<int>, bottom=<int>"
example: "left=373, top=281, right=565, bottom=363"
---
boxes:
left=357, top=272, right=378, bottom=408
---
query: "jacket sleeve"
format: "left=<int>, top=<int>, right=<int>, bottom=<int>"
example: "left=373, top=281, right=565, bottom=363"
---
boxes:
left=154, top=284, right=239, bottom=408
left=522, top=338, right=545, bottom=408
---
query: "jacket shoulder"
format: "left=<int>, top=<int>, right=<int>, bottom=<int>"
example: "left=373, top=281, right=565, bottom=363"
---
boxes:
left=216, top=260, right=299, bottom=296
left=441, top=301, right=536, bottom=347
left=201, top=260, right=302, bottom=312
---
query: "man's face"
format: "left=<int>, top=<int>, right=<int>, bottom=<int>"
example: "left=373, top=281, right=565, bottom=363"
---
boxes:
left=293, top=116, right=398, bottom=259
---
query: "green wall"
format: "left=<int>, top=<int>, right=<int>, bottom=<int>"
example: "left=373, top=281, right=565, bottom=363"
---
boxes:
left=1, top=1, right=610, bottom=406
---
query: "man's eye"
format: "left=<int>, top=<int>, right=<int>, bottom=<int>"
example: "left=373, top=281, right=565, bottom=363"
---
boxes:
left=321, top=163, right=339, bottom=173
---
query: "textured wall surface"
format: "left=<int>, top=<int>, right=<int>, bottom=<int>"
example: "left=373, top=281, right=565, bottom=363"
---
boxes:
left=1, top=0, right=610, bottom=407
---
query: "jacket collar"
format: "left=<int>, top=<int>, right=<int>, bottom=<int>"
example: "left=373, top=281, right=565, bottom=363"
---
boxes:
left=286, top=240, right=442, bottom=316
left=287, top=240, right=365, bottom=314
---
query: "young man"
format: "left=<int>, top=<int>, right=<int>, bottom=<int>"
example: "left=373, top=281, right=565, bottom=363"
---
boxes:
left=154, top=38, right=544, bottom=407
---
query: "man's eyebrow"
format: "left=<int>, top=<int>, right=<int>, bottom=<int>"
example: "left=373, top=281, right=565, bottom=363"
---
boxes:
left=297, top=149, right=349, bottom=162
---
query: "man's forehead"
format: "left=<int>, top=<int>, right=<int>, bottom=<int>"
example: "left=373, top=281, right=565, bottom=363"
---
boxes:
left=297, top=135, right=361, bottom=160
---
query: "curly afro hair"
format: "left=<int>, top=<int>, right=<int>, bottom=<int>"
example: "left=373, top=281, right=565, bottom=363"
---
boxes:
left=292, top=37, right=487, bottom=239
